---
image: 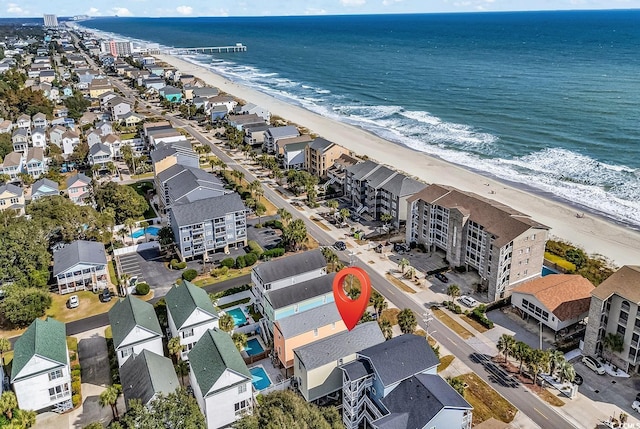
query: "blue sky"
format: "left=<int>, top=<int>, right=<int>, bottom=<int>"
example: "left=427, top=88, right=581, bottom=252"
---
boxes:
left=2, top=0, right=639, bottom=17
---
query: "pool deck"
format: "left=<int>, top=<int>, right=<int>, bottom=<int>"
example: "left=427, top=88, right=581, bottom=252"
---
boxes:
left=248, top=357, right=285, bottom=385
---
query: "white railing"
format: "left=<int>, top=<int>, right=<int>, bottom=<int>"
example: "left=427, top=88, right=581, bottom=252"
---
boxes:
left=113, top=241, right=160, bottom=256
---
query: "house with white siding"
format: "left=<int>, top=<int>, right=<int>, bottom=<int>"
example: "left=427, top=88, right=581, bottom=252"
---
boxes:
left=53, top=240, right=108, bottom=294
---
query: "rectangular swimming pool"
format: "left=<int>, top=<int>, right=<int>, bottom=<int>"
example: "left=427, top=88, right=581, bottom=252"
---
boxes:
left=250, top=366, right=272, bottom=391
left=245, top=338, right=264, bottom=356
left=227, top=308, right=247, bottom=326
left=131, top=225, right=161, bottom=239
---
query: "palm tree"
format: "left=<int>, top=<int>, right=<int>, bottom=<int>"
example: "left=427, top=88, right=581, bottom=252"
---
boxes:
left=321, top=247, right=339, bottom=272
left=602, top=332, right=624, bottom=363
left=99, top=384, right=122, bottom=420
left=447, top=377, right=466, bottom=397
left=219, top=313, right=235, bottom=333
left=379, top=319, right=393, bottom=340
left=526, top=349, right=546, bottom=385
left=380, top=213, right=393, bottom=237
left=255, top=204, right=266, bottom=226
left=254, top=186, right=264, bottom=203
left=547, top=349, right=565, bottom=376
left=283, top=219, right=307, bottom=251
left=139, top=221, right=150, bottom=242
left=398, top=258, right=410, bottom=274
left=248, top=180, right=261, bottom=197
left=404, top=266, right=416, bottom=280
left=512, top=341, right=531, bottom=374
left=232, top=332, right=248, bottom=352
left=277, top=207, right=292, bottom=226
left=559, top=361, right=576, bottom=383
left=118, top=273, right=131, bottom=296
left=106, top=161, right=117, bottom=177
left=447, top=284, right=461, bottom=302
left=339, top=208, right=350, bottom=223
left=496, top=334, right=516, bottom=363
left=0, top=391, right=17, bottom=420
left=168, top=336, right=184, bottom=365
left=326, top=199, right=339, bottom=217
left=397, top=309, right=417, bottom=334
left=124, top=218, right=137, bottom=240
left=10, top=408, right=36, bottom=428
left=0, top=338, right=11, bottom=373
left=175, top=360, right=189, bottom=387
left=370, top=291, right=388, bottom=317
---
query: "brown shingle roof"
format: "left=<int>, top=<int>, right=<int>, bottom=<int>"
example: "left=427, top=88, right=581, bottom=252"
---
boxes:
left=408, top=184, right=548, bottom=247
left=591, top=266, right=640, bottom=303
left=513, top=274, right=595, bottom=321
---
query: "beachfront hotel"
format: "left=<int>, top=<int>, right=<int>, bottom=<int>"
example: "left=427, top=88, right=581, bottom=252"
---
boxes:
left=406, top=184, right=549, bottom=301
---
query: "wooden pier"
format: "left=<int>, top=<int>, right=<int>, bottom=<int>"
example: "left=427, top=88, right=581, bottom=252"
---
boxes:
left=144, top=43, right=247, bottom=55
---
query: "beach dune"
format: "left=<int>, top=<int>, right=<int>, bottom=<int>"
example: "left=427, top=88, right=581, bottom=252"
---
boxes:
left=156, top=54, right=640, bottom=267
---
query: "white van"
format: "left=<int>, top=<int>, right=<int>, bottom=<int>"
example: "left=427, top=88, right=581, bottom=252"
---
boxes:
left=581, top=355, right=605, bottom=375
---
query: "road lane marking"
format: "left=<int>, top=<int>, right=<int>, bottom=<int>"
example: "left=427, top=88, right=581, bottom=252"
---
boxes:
left=534, top=408, right=548, bottom=420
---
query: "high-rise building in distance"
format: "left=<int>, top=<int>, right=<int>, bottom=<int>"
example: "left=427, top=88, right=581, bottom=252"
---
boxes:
left=43, top=14, right=58, bottom=27
left=100, top=40, right=134, bottom=57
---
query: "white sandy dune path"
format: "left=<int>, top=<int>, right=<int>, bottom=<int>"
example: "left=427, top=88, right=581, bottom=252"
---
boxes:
left=156, top=54, right=640, bottom=266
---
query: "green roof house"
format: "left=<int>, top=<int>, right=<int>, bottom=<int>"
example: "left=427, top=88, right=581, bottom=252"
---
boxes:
left=165, top=280, right=219, bottom=360
left=188, top=329, right=253, bottom=429
left=120, top=349, right=180, bottom=409
left=10, top=318, right=72, bottom=412
left=108, top=295, right=164, bottom=367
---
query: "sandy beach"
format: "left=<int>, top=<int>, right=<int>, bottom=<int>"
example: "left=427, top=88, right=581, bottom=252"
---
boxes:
left=156, top=54, right=640, bottom=267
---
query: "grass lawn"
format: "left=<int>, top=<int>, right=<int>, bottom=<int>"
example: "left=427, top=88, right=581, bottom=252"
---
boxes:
left=462, top=314, right=490, bottom=333
left=310, top=216, right=331, bottom=231
left=120, top=133, right=137, bottom=140
left=437, top=355, right=455, bottom=373
left=304, top=234, right=319, bottom=250
left=47, top=290, right=117, bottom=324
left=385, top=273, right=417, bottom=294
left=193, top=266, right=253, bottom=287
left=131, top=172, right=154, bottom=180
left=458, top=372, right=517, bottom=425
left=431, top=307, right=474, bottom=340
left=539, top=388, right=565, bottom=407
left=218, top=297, right=251, bottom=310
left=380, top=308, right=400, bottom=326
left=258, top=196, right=278, bottom=216
left=108, top=260, right=118, bottom=285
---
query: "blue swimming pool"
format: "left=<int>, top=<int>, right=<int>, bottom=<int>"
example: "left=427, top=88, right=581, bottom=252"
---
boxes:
left=250, top=366, right=272, bottom=391
left=227, top=308, right=247, bottom=326
left=245, top=338, right=264, bottom=356
left=131, top=226, right=161, bottom=239
left=542, top=266, right=559, bottom=277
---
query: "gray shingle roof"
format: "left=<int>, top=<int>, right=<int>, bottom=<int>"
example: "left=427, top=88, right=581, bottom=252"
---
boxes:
left=170, top=193, right=245, bottom=227
left=376, top=374, right=472, bottom=429
left=308, top=137, right=334, bottom=152
left=0, top=183, right=22, bottom=196
left=358, top=334, right=440, bottom=387
left=31, top=178, right=59, bottom=197
left=380, top=174, right=425, bottom=197
left=275, top=303, right=342, bottom=338
left=120, top=349, right=180, bottom=406
left=165, top=280, right=218, bottom=330
left=188, top=328, right=251, bottom=396
left=345, top=160, right=379, bottom=180
left=11, top=318, right=67, bottom=382
left=340, top=359, right=373, bottom=381
left=294, top=322, right=384, bottom=370
left=266, top=273, right=335, bottom=310
left=163, top=166, right=227, bottom=205
left=266, top=125, right=298, bottom=140
left=89, top=143, right=111, bottom=156
left=53, top=240, right=107, bottom=275
left=108, top=295, right=163, bottom=349
left=65, top=173, right=90, bottom=188
left=365, top=165, right=396, bottom=189
left=2, top=152, right=22, bottom=167
left=253, top=249, right=326, bottom=285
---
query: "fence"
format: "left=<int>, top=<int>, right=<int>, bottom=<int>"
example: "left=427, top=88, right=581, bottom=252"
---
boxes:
left=113, top=241, right=159, bottom=257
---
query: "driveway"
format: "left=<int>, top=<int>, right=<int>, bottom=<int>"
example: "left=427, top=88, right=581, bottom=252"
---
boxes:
left=135, top=248, right=179, bottom=296
left=486, top=308, right=554, bottom=350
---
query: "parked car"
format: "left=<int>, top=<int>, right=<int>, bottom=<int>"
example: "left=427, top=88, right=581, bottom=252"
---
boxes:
left=434, top=272, right=449, bottom=283
left=458, top=296, right=478, bottom=307
left=633, top=401, right=640, bottom=413
left=68, top=295, right=79, bottom=309
left=581, top=355, right=605, bottom=375
left=393, top=243, right=409, bottom=253
left=334, top=241, right=347, bottom=251
left=101, top=288, right=112, bottom=303
left=573, top=373, right=583, bottom=385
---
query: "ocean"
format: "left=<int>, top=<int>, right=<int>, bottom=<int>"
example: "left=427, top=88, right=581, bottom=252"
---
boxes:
left=82, top=11, right=640, bottom=228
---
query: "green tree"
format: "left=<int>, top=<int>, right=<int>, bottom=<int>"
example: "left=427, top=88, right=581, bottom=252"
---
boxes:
left=118, top=389, right=205, bottom=428
left=139, top=221, right=150, bottom=242
left=512, top=341, right=531, bottom=374
left=497, top=334, right=516, bottom=363
left=0, top=216, right=50, bottom=287
left=398, top=258, right=410, bottom=274
left=277, top=207, right=292, bottom=226
left=83, top=423, right=105, bottom=429
left=525, top=348, right=546, bottom=385
left=370, top=291, right=388, bottom=317
left=380, top=213, right=393, bottom=237
left=99, top=384, right=122, bottom=420
left=168, top=336, right=184, bottom=365
left=547, top=349, right=565, bottom=376
left=17, top=172, right=34, bottom=187
left=233, top=390, right=342, bottom=429
left=10, top=408, right=37, bottom=428
left=0, top=173, right=9, bottom=184
left=282, top=219, right=307, bottom=251
left=0, top=133, right=13, bottom=159
left=175, top=360, right=190, bottom=387
left=219, top=313, right=235, bottom=333
left=397, top=309, right=417, bottom=334
left=447, top=377, right=466, bottom=397
left=559, top=361, right=576, bottom=383
left=447, top=284, right=461, bottom=302
left=326, top=199, right=339, bottom=217
left=602, top=332, right=624, bottom=363
left=321, top=247, right=339, bottom=272
left=0, top=337, right=11, bottom=374
left=232, top=332, right=248, bottom=352
left=63, top=90, right=91, bottom=120
left=255, top=204, right=266, bottom=226
left=124, top=218, right=137, bottom=240
left=69, top=141, right=89, bottom=163
left=94, top=182, right=149, bottom=224
left=339, top=208, right=350, bottom=223
left=0, top=287, right=52, bottom=327
left=0, top=391, right=17, bottom=420
left=379, top=319, right=393, bottom=340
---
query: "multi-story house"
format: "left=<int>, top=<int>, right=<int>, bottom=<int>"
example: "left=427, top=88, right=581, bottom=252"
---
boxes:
left=122, top=112, right=144, bottom=127
left=263, top=125, right=299, bottom=154
left=106, top=96, right=132, bottom=120
left=293, top=322, right=385, bottom=403
left=88, top=143, right=112, bottom=168
left=150, top=140, right=200, bottom=175
left=251, top=249, right=327, bottom=313
left=240, top=103, right=270, bottom=122
left=227, top=113, right=265, bottom=131
left=273, top=303, right=346, bottom=376
left=32, top=112, right=48, bottom=128
left=109, top=295, right=164, bottom=367
left=11, top=318, right=72, bottom=413
left=53, top=240, right=108, bottom=294
left=243, top=123, right=270, bottom=147
left=155, top=164, right=228, bottom=214
left=0, top=119, right=13, bottom=134
left=31, top=178, right=59, bottom=200
left=345, top=160, right=425, bottom=227
left=189, top=329, right=253, bottom=429
left=148, top=129, right=185, bottom=147
left=12, top=128, right=28, bottom=152
left=120, top=350, right=180, bottom=410
left=340, top=334, right=472, bottom=429
left=276, top=135, right=313, bottom=170
left=0, top=152, right=23, bottom=180
left=169, top=193, right=247, bottom=261
left=95, top=120, right=113, bottom=136
left=16, top=114, right=31, bottom=130
left=166, top=280, right=219, bottom=360
left=406, top=184, right=549, bottom=301
left=61, top=130, right=80, bottom=157
left=583, top=266, right=640, bottom=373
left=66, top=173, right=92, bottom=204
left=48, top=125, right=66, bottom=148
left=24, top=147, right=47, bottom=178
left=304, top=138, right=350, bottom=179
left=30, top=127, right=47, bottom=148
left=205, top=95, right=237, bottom=114
left=98, top=91, right=118, bottom=107
left=0, top=183, right=25, bottom=215
left=89, top=78, right=113, bottom=98
left=86, top=130, right=103, bottom=147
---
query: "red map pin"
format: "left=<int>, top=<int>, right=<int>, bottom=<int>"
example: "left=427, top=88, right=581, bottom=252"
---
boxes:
left=333, top=266, right=372, bottom=331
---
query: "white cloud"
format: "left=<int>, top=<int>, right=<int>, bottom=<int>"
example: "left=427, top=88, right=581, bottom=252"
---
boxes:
left=7, top=3, right=28, bottom=15
left=382, top=0, right=403, bottom=5
left=86, top=7, right=102, bottom=16
left=340, top=0, right=366, bottom=6
left=305, top=8, right=327, bottom=14
left=111, top=7, right=133, bottom=16
left=176, top=5, right=193, bottom=15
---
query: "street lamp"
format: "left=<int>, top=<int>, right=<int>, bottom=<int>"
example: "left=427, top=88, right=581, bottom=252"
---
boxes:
left=423, top=311, right=434, bottom=338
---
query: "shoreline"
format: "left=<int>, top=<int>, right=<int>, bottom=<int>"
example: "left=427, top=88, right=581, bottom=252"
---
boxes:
left=155, top=53, right=640, bottom=267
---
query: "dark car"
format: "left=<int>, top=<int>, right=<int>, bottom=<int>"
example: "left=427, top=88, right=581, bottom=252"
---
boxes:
left=101, top=288, right=112, bottom=302
left=334, top=241, right=347, bottom=251
left=434, top=272, right=449, bottom=283
left=573, top=373, right=583, bottom=385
